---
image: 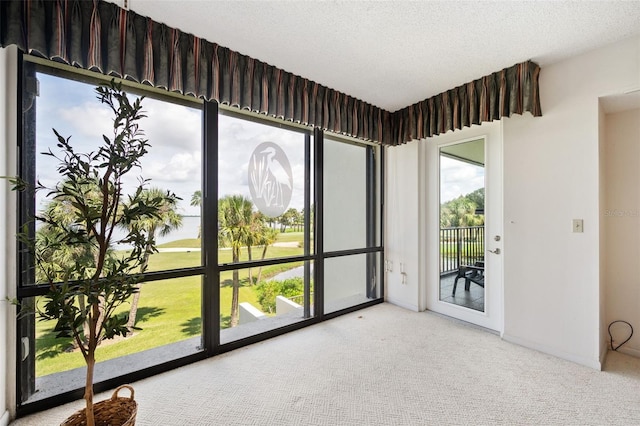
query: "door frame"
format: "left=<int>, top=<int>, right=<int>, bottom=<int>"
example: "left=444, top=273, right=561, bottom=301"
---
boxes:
left=420, top=121, right=504, bottom=333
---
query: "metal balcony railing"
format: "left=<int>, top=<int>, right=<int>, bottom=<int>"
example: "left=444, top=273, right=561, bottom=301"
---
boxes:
left=440, top=226, right=485, bottom=274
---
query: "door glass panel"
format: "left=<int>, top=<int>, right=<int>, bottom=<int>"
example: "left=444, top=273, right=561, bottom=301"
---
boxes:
left=220, top=261, right=314, bottom=344
left=439, top=139, right=485, bottom=312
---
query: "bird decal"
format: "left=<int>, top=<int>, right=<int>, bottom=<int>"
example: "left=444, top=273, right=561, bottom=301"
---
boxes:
left=249, top=142, right=293, bottom=217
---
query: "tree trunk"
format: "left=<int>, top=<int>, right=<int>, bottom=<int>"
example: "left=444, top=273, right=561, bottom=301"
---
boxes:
left=247, top=245, right=253, bottom=285
left=230, top=269, right=240, bottom=327
left=78, top=295, right=90, bottom=347
left=230, top=247, right=240, bottom=327
left=256, top=245, right=269, bottom=285
left=126, top=290, right=141, bottom=334
left=84, top=350, right=95, bottom=426
left=127, top=242, right=151, bottom=334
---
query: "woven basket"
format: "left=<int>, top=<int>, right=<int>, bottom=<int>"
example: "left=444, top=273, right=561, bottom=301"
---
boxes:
left=61, top=385, right=137, bottom=426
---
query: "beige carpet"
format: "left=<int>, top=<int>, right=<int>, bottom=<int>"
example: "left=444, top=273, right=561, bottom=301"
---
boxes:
left=11, top=303, right=640, bottom=425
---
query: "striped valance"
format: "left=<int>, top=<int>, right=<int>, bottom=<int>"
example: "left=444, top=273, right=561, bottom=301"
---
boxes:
left=391, top=61, right=541, bottom=145
left=0, top=0, right=541, bottom=146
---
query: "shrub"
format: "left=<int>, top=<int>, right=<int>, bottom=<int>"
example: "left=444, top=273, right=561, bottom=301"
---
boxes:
left=256, top=278, right=304, bottom=313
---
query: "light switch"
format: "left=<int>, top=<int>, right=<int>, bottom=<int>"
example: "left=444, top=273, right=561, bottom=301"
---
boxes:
left=573, top=219, right=584, bottom=233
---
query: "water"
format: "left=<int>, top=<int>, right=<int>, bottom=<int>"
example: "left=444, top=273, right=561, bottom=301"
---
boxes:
left=113, top=216, right=201, bottom=249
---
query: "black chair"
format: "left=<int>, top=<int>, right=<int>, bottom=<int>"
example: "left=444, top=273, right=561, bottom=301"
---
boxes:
left=452, top=262, right=484, bottom=295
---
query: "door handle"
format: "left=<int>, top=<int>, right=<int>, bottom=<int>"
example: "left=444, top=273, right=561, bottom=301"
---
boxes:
left=488, top=248, right=501, bottom=255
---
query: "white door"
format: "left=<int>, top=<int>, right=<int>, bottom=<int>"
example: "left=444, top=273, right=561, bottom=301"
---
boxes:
left=424, top=122, right=503, bottom=332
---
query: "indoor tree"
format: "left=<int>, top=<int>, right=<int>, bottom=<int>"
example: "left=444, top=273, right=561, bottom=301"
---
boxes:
left=14, top=80, right=167, bottom=426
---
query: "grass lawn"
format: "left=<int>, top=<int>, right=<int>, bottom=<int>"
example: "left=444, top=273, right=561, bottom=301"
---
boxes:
left=439, top=241, right=484, bottom=256
left=35, top=236, right=305, bottom=377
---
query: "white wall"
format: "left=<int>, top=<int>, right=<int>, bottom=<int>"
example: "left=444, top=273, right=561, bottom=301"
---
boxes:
left=502, top=36, right=640, bottom=369
left=385, top=35, right=640, bottom=369
left=598, top=102, right=607, bottom=361
left=602, top=107, right=640, bottom=358
left=384, top=142, right=422, bottom=311
left=0, top=45, right=18, bottom=425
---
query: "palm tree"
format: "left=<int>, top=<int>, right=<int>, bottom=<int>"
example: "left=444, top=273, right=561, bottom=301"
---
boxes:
left=191, top=190, right=202, bottom=238
left=440, top=196, right=483, bottom=228
left=245, top=212, right=268, bottom=285
left=218, top=195, right=254, bottom=327
left=34, top=181, right=116, bottom=345
left=255, top=226, right=279, bottom=284
left=125, top=187, right=182, bottom=333
left=190, top=190, right=202, bottom=207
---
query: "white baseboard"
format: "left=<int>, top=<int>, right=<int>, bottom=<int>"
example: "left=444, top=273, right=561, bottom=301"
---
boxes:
left=502, top=333, right=602, bottom=370
left=600, top=340, right=609, bottom=367
left=385, top=297, right=419, bottom=312
left=1, top=410, right=10, bottom=426
left=614, top=345, right=640, bottom=359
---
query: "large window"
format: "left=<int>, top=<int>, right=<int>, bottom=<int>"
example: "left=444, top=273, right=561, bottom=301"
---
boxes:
left=217, top=112, right=314, bottom=343
left=15, top=58, right=383, bottom=414
left=323, top=136, right=382, bottom=313
left=18, top=64, right=205, bottom=404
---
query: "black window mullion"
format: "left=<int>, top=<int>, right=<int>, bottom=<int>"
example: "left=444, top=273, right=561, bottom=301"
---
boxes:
left=17, top=53, right=36, bottom=405
left=366, top=146, right=375, bottom=298
left=380, top=147, right=385, bottom=297
left=314, top=128, right=324, bottom=318
left=304, top=132, right=312, bottom=318
left=202, top=100, right=219, bottom=354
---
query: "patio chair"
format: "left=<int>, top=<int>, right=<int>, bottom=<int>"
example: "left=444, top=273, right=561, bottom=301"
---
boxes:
left=452, top=262, right=484, bottom=295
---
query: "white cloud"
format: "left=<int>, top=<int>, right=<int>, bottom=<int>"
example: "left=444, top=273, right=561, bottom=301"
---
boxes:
left=144, top=151, right=201, bottom=182
left=141, top=100, right=201, bottom=151
left=440, top=157, right=484, bottom=203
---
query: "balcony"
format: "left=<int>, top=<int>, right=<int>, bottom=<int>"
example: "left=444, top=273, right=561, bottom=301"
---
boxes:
left=440, top=226, right=485, bottom=311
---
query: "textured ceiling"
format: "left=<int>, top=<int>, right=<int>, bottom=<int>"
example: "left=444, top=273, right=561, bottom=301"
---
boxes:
left=111, top=0, right=640, bottom=112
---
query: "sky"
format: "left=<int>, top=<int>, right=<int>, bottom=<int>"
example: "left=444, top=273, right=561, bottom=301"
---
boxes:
left=35, top=72, right=479, bottom=217
left=440, top=156, right=484, bottom=204
left=35, top=73, right=309, bottom=217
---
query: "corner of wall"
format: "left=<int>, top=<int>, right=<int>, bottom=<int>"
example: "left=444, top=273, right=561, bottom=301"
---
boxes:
left=598, top=101, right=607, bottom=367
left=502, top=36, right=640, bottom=368
left=384, top=142, right=421, bottom=311
left=1, top=44, right=19, bottom=423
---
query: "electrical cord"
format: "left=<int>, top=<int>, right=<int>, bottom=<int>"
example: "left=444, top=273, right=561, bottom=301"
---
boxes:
left=608, top=320, right=633, bottom=351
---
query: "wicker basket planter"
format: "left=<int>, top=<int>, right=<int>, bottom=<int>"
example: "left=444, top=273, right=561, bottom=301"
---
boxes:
left=61, top=385, right=137, bottom=426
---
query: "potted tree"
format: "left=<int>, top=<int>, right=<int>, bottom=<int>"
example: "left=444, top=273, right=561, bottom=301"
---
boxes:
left=13, top=79, right=177, bottom=425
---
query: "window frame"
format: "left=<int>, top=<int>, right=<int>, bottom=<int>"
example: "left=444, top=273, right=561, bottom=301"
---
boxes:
left=14, top=53, right=385, bottom=417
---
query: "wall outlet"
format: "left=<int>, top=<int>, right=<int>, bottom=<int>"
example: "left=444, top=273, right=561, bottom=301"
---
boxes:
left=572, top=219, right=584, bottom=233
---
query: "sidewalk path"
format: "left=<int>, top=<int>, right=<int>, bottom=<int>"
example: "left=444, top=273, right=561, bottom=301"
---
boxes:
left=156, top=241, right=299, bottom=253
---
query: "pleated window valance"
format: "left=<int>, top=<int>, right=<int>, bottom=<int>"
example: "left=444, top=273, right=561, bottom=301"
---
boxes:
left=0, top=0, right=541, bottom=146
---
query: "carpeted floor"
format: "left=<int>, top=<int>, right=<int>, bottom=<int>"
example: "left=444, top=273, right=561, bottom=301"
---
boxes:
left=11, top=303, right=640, bottom=425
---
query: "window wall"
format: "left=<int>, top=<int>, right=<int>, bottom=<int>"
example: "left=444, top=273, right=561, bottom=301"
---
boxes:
left=217, top=113, right=314, bottom=344
left=18, top=63, right=205, bottom=405
left=15, top=57, right=383, bottom=414
left=323, top=137, right=382, bottom=313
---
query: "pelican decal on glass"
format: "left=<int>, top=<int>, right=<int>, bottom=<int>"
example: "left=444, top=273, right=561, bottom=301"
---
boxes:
left=248, top=142, right=293, bottom=217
